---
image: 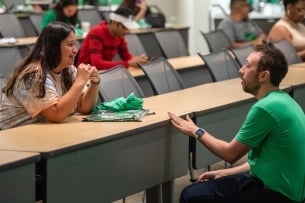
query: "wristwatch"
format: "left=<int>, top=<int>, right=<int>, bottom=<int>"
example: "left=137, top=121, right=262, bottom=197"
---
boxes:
left=194, top=128, right=205, bottom=140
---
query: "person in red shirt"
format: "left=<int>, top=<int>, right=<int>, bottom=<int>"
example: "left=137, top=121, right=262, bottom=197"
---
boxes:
left=76, top=7, right=149, bottom=70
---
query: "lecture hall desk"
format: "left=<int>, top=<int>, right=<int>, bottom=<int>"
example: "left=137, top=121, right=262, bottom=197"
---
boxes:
left=0, top=108, right=188, bottom=203
left=0, top=63, right=303, bottom=203
left=0, top=150, right=40, bottom=203
left=0, top=78, right=253, bottom=203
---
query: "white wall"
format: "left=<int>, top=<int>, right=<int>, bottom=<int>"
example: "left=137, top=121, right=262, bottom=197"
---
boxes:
left=146, top=0, right=211, bottom=55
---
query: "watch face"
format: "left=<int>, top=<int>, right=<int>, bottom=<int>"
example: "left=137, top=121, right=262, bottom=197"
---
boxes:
left=196, top=128, right=205, bottom=136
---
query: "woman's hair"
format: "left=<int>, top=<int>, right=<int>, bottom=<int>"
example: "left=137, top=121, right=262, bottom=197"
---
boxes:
left=4, top=22, right=75, bottom=98
left=55, top=0, right=79, bottom=26
left=254, top=42, right=288, bottom=86
left=119, top=0, right=139, bottom=15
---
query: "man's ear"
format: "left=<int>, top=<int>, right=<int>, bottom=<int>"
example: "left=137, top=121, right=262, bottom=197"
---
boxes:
left=259, top=70, right=270, bottom=82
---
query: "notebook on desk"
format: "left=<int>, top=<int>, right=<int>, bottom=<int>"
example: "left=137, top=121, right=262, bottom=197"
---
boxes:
left=82, top=109, right=151, bottom=122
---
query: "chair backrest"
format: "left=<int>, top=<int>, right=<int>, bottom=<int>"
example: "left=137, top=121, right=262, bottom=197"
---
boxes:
left=200, top=30, right=231, bottom=53
left=138, top=57, right=186, bottom=95
left=125, top=34, right=147, bottom=56
left=0, top=13, right=26, bottom=38
left=98, top=65, right=145, bottom=102
left=0, top=74, right=7, bottom=101
left=154, top=30, right=189, bottom=58
left=29, top=14, right=43, bottom=35
left=100, top=10, right=110, bottom=23
left=198, top=49, right=240, bottom=82
left=0, top=46, right=23, bottom=78
left=228, top=45, right=254, bottom=67
left=78, top=9, right=102, bottom=27
left=3, top=0, right=23, bottom=11
left=273, top=39, right=302, bottom=65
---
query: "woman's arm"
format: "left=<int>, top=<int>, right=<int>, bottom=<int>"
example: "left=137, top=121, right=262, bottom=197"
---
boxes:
left=76, top=66, right=100, bottom=113
left=40, top=64, right=97, bottom=122
left=134, top=0, right=147, bottom=21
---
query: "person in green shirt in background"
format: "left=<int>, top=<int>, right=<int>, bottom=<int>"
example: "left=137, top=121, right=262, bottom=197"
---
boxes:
left=41, top=0, right=80, bottom=29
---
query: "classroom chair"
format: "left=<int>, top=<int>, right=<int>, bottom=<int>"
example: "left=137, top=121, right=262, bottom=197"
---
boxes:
left=78, top=8, right=102, bottom=27
left=98, top=65, right=145, bottom=102
left=228, top=45, right=254, bottom=67
left=138, top=57, right=186, bottom=95
left=0, top=74, right=7, bottom=101
left=198, top=48, right=240, bottom=82
left=0, top=13, right=26, bottom=38
left=154, top=30, right=189, bottom=58
left=0, top=46, right=23, bottom=78
left=200, top=30, right=231, bottom=53
left=28, top=14, right=43, bottom=35
left=273, top=39, right=302, bottom=65
left=125, top=34, right=147, bottom=56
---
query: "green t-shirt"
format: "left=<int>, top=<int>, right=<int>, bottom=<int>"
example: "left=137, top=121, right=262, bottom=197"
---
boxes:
left=41, top=9, right=80, bottom=29
left=236, top=90, right=305, bottom=201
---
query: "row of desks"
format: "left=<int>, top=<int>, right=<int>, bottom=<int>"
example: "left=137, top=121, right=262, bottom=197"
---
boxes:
left=0, top=64, right=304, bottom=203
left=0, top=35, right=208, bottom=96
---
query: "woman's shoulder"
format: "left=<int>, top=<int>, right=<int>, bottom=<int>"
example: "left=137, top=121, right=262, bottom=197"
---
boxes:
left=43, top=9, right=56, bottom=17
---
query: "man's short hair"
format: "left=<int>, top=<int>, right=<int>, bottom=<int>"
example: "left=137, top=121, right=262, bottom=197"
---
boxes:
left=283, top=0, right=301, bottom=9
left=254, top=42, right=288, bottom=86
left=230, top=0, right=248, bottom=9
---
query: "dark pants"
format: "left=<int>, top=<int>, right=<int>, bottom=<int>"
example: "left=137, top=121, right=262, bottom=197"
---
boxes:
left=180, top=173, right=302, bottom=203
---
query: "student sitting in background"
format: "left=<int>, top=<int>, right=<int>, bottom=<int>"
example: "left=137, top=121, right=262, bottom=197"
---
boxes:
left=76, top=7, right=149, bottom=70
left=41, top=0, right=80, bottom=29
left=118, top=0, right=148, bottom=22
left=268, top=0, right=305, bottom=61
left=0, top=22, right=99, bottom=130
left=217, top=0, right=266, bottom=48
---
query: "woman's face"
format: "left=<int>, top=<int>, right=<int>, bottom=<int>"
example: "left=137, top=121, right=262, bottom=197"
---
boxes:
left=287, top=1, right=305, bottom=22
left=63, top=5, right=78, bottom=17
left=57, top=31, right=78, bottom=70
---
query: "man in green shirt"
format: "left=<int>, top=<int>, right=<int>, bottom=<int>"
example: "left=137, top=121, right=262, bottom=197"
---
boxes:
left=168, top=42, right=305, bottom=202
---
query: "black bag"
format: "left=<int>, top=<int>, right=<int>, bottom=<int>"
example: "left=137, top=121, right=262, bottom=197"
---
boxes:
left=145, top=5, right=166, bottom=28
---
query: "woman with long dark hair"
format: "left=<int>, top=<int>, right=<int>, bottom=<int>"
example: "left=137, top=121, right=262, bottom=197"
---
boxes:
left=0, top=22, right=99, bottom=130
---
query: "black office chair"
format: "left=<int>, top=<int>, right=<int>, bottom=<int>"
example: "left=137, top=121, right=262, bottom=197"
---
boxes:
left=273, top=39, right=302, bottom=65
left=78, top=8, right=102, bottom=27
left=125, top=34, right=147, bottom=56
left=198, top=49, right=240, bottom=82
left=228, top=45, right=254, bottom=67
left=0, top=46, right=23, bottom=78
left=28, top=14, right=43, bottom=35
left=98, top=65, right=145, bottom=102
left=154, top=30, right=189, bottom=58
left=200, top=30, right=231, bottom=53
left=138, top=57, right=185, bottom=95
left=0, top=13, right=26, bottom=38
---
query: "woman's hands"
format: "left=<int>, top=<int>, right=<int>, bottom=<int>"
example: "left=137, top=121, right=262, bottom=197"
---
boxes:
left=76, top=63, right=99, bottom=84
